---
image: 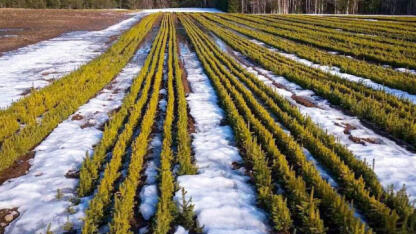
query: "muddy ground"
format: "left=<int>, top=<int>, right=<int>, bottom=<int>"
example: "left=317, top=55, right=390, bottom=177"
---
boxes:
left=0, top=8, right=133, bottom=54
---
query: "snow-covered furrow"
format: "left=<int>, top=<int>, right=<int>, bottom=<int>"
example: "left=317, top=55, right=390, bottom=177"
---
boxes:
left=174, top=44, right=269, bottom=234
left=0, top=12, right=147, bottom=109
left=0, top=44, right=151, bottom=234
left=394, top=67, right=416, bottom=75
left=138, top=73, right=168, bottom=223
left=216, top=38, right=416, bottom=200
left=248, top=38, right=416, bottom=104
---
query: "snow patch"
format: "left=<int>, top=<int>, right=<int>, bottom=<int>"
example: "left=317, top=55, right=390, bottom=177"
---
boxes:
left=0, top=12, right=147, bottom=108
left=139, top=110, right=163, bottom=220
left=174, top=226, right=189, bottom=234
left=250, top=38, right=416, bottom=104
left=174, top=44, right=269, bottom=234
left=395, top=67, right=416, bottom=75
left=0, top=45, right=150, bottom=234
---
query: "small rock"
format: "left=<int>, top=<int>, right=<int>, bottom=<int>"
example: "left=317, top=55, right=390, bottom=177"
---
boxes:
left=71, top=114, right=84, bottom=121
left=231, top=162, right=243, bottom=170
left=4, top=214, right=14, bottom=222
left=65, top=169, right=80, bottom=179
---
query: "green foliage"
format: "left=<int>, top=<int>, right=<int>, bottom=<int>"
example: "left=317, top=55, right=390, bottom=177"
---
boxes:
left=270, top=195, right=292, bottom=232
left=55, top=189, right=63, bottom=200
left=271, top=15, right=416, bottom=43
left=45, top=223, right=53, bottom=234
left=219, top=14, right=416, bottom=76
left=63, top=218, right=74, bottom=232
left=176, top=188, right=203, bottom=233
left=154, top=14, right=177, bottom=234
left=227, top=0, right=240, bottom=13
left=109, top=15, right=168, bottom=232
left=46, top=0, right=60, bottom=8
left=173, top=15, right=197, bottom=176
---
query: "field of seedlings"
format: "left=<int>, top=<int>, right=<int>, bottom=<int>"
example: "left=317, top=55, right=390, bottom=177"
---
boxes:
left=0, top=9, right=416, bottom=234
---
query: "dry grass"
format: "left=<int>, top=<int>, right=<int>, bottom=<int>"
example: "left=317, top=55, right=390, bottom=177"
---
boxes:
left=0, top=8, right=133, bottom=54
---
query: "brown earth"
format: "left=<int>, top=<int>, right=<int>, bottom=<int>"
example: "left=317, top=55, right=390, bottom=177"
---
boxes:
left=0, top=208, right=19, bottom=233
left=0, top=151, right=35, bottom=185
left=291, top=94, right=319, bottom=108
left=343, top=123, right=357, bottom=135
left=0, top=8, right=133, bottom=55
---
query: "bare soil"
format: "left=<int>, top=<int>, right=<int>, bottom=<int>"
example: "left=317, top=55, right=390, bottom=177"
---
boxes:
left=71, top=114, right=84, bottom=121
left=0, top=8, right=132, bottom=54
left=0, top=151, right=35, bottom=185
left=343, top=123, right=357, bottom=135
left=0, top=208, right=19, bottom=234
left=291, top=94, right=319, bottom=108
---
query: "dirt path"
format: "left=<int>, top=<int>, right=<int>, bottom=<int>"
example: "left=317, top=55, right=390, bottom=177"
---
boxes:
left=0, top=8, right=132, bottom=54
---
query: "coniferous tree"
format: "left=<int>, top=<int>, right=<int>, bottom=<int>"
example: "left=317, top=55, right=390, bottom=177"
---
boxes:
left=0, top=0, right=414, bottom=12
left=227, top=0, right=240, bottom=12
left=46, top=0, right=60, bottom=8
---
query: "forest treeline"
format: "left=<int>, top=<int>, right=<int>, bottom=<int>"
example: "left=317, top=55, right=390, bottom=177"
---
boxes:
left=0, top=1, right=414, bottom=21
left=0, top=0, right=218, bottom=9
left=229, top=0, right=416, bottom=14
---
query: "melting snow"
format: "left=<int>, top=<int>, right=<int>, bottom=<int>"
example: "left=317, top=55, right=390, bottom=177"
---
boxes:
left=395, top=67, right=416, bottom=75
left=0, top=44, right=150, bottom=234
left=174, top=44, right=269, bottom=234
left=218, top=39, right=416, bottom=200
left=175, top=226, right=189, bottom=234
left=250, top=38, right=416, bottom=104
left=139, top=82, right=167, bottom=221
left=0, top=12, right=147, bottom=109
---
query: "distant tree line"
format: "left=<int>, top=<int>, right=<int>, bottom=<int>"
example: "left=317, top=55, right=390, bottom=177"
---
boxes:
left=0, top=0, right=414, bottom=15
left=0, top=0, right=220, bottom=9
left=228, top=0, right=416, bottom=14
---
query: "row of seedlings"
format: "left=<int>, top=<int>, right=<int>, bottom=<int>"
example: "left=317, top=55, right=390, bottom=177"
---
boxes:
left=291, top=15, right=416, bottom=40
left=216, top=13, right=416, bottom=71
left=109, top=13, right=170, bottom=233
left=153, top=14, right=177, bottom=233
left=154, top=12, right=204, bottom=233
left=250, top=14, right=416, bottom=50
left=80, top=15, right=169, bottom=233
left=78, top=14, right=162, bottom=197
left=266, top=15, right=416, bottom=47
